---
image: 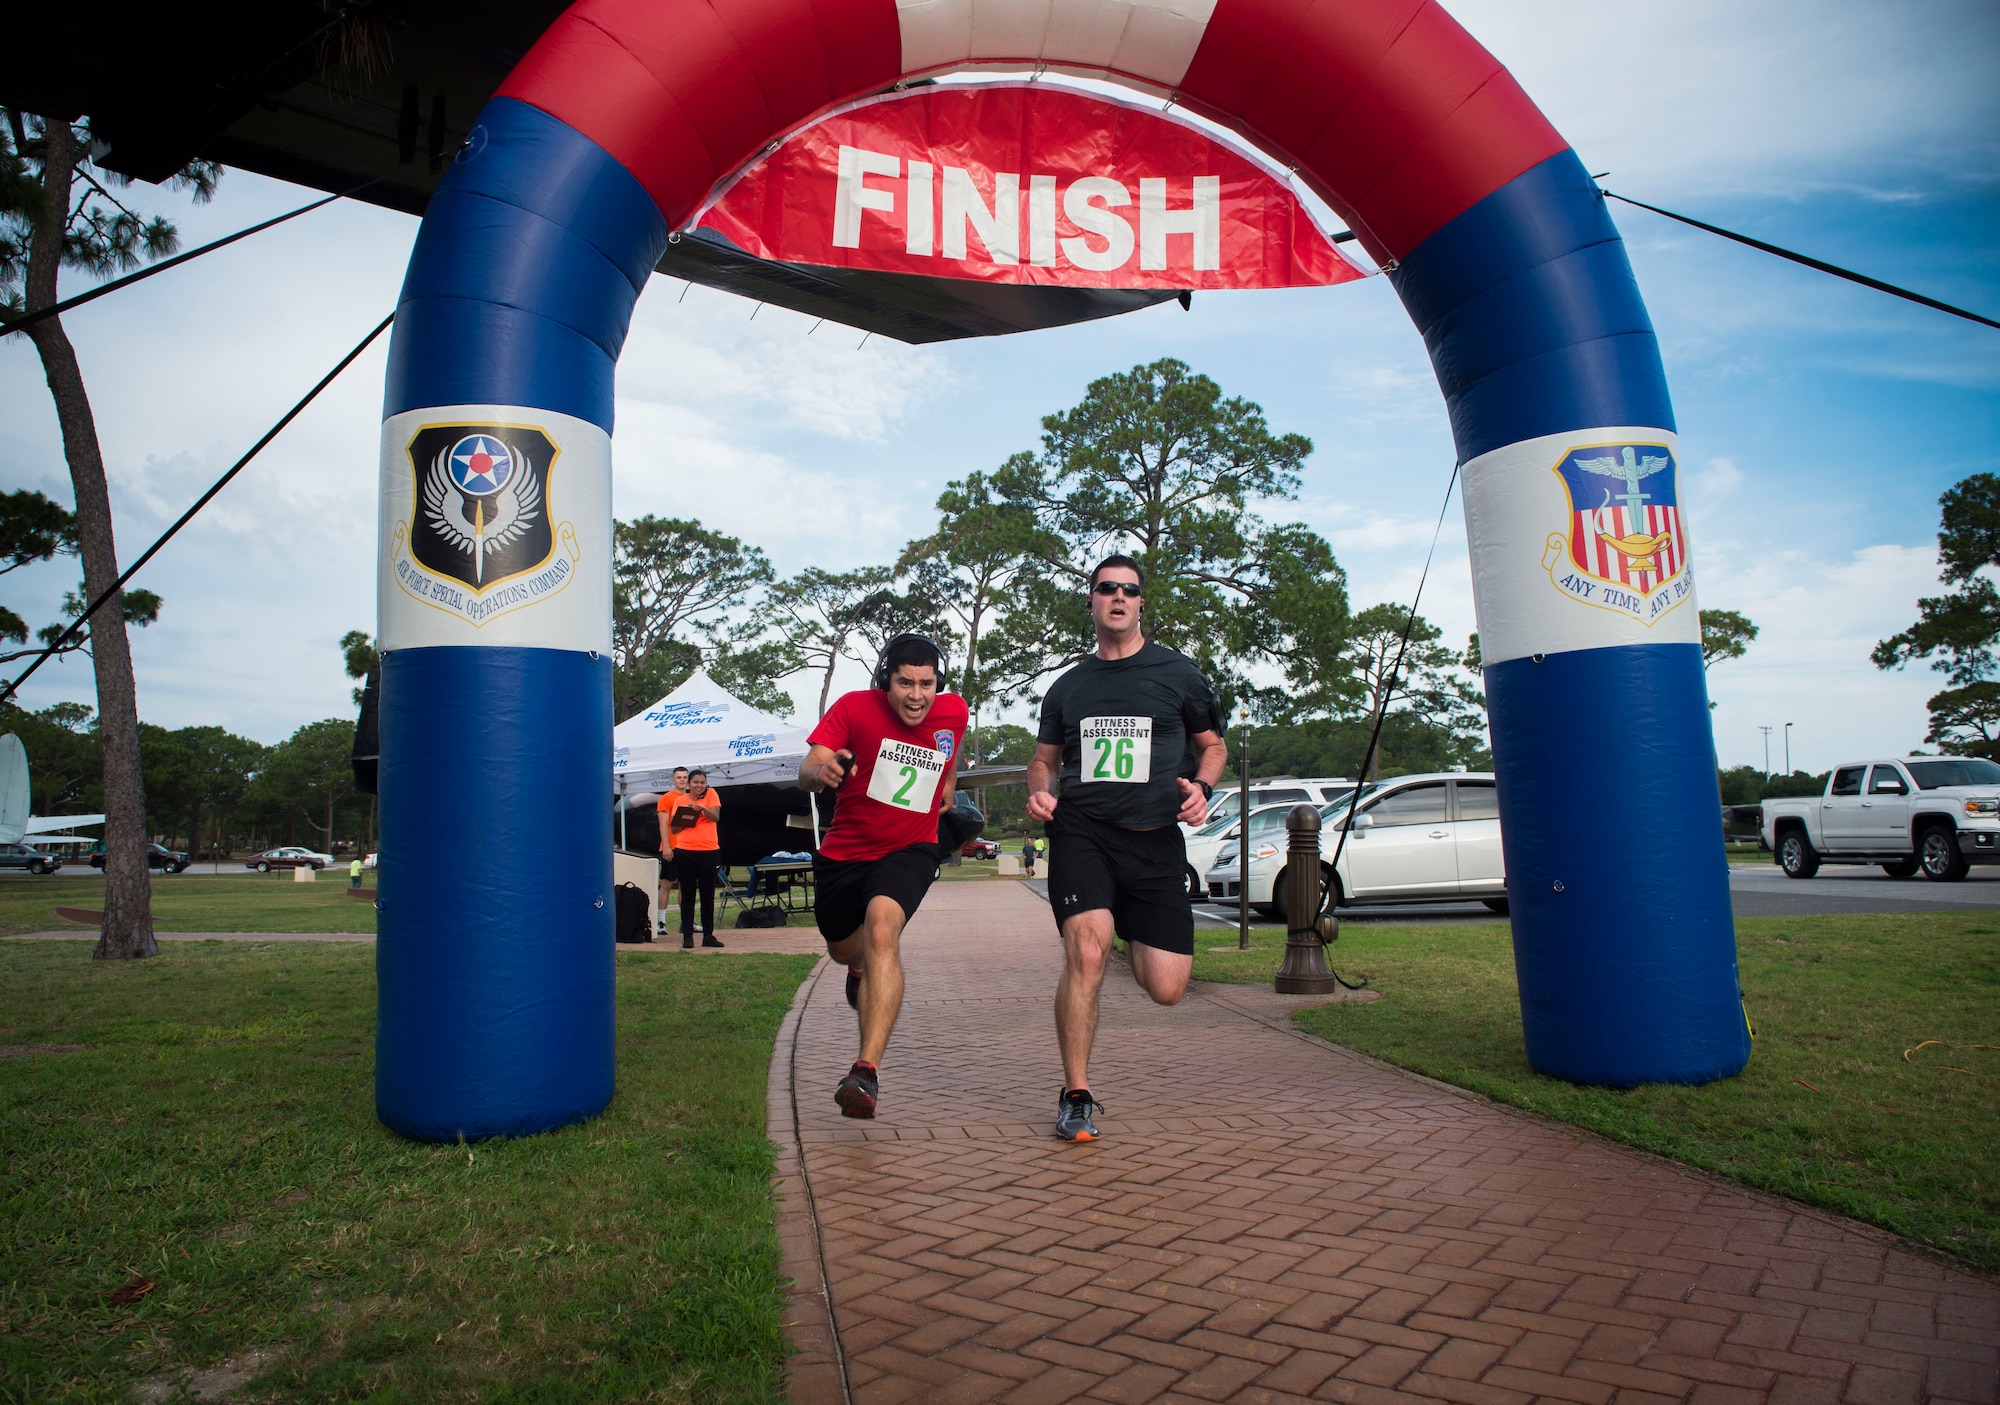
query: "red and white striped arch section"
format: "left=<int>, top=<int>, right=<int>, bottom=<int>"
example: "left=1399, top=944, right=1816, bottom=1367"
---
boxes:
left=374, top=0, right=1745, bottom=1148
left=495, top=0, right=1566, bottom=265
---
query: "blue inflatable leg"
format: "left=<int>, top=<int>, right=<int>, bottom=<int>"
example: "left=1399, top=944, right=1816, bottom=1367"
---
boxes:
left=1394, top=150, right=1750, bottom=1086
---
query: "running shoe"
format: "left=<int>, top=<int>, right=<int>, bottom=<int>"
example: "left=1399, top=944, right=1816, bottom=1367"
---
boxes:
left=1055, top=1088, right=1103, bottom=1141
left=701, top=935, right=724, bottom=948
left=835, top=1062, right=878, bottom=1119
left=845, top=965, right=863, bottom=1009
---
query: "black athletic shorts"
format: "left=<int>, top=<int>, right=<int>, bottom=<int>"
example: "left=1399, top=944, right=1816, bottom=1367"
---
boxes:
left=813, top=844, right=941, bottom=946
left=1045, top=814, right=1194, bottom=956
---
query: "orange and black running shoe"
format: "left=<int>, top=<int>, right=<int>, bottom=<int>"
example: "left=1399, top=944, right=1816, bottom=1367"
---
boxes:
left=1055, top=1088, right=1103, bottom=1141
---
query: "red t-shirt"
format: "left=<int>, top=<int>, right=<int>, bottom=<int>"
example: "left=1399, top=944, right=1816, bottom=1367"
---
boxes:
left=809, top=689, right=970, bottom=862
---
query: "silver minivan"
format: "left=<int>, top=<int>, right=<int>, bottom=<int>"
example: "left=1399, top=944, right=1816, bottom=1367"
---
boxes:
left=1207, top=772, right=1508, bottom=919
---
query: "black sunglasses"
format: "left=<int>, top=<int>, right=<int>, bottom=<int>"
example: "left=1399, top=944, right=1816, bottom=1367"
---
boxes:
left=1091, top=581, right=1143, bottom=598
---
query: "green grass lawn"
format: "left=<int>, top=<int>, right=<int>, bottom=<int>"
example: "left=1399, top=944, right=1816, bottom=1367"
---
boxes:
left=0, top=875, right=379, bottom=937
left=0, top=940, right=816, bottom=1403
left=1192, top=913, right=1999, bottom=1271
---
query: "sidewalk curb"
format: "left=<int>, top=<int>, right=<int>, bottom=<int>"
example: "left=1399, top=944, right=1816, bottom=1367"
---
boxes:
left=767, top=956, right=848, bottom=1405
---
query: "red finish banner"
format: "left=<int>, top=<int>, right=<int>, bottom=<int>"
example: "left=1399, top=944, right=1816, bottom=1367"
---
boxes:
left=695, top=83, right=1371, bottom=291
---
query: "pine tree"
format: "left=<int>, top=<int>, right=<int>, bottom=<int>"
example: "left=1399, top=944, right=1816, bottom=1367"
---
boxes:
left=2, top=111, right=218, bottom=959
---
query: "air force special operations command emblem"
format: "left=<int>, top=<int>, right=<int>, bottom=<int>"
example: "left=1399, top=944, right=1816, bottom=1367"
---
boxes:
left=415, top=429, right=552, bottom=590
left=388, top=424, right=582, bottom=627
left=1541, top=442, right=1692, bottom=626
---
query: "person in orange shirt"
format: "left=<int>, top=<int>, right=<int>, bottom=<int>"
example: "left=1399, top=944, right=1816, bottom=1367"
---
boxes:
left=670, top=768, right=724, bottom=948
left=655, top=766, right=689, bottom=931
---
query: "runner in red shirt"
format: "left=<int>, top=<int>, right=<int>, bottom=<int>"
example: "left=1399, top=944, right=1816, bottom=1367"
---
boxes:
left=800, top=634, right=969, bottom=1119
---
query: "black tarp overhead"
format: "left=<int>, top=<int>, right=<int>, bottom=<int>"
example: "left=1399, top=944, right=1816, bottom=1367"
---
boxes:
left=659, top=229, right=1180, bottom=344
left=0, top=0, right=1181, bottom=343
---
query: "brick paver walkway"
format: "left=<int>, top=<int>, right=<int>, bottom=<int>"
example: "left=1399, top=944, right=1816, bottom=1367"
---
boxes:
left=773, top=881, right=1997, bottom=1405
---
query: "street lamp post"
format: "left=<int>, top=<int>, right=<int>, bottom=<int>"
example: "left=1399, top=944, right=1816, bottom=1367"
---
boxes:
left=1784, top=722, right=1794, bottom=777
left=1237, top=721, right=1250, bottom=951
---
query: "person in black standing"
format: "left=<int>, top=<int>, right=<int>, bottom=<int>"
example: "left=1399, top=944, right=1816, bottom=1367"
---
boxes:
left=1026, top=554, right=1228, bottom=1141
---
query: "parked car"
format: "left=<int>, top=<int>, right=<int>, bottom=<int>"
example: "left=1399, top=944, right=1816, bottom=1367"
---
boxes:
left=1183, top=802, right=1304, bottom=899
left=1759, top=755, right=2000, bottom=881
left=245, top=846, right=333, bottom=872
left=1195, top=776, right=1357, bottom=831
left=88, top=842, right=190, bottom=873
left=0, top=842, right=63, bottom=874
left=1208, top=773, right=1508, bottom=919
left=959, top=838, right=1001, bottom=859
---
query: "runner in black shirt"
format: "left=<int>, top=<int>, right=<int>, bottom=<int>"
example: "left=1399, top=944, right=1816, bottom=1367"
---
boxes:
left=1027, top=554, right=1228, bottom=1140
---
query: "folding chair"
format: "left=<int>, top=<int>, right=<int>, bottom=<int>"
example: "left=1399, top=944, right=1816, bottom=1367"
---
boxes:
left=715, top=864, right=753, bottom=917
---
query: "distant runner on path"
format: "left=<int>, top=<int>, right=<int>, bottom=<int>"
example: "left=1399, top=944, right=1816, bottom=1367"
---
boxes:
left=1027, top=554, right=1227, bottom=1141
left=800, top=634, right=969, bottom=1120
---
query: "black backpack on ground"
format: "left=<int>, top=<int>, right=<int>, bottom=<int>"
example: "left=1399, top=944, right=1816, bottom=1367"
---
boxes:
left=734, top=905, right=786, bottom=929
left=613, top=882, right=653, bottom=944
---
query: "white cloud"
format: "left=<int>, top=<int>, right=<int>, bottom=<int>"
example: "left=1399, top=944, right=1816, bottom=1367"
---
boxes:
left=611, top=402, right=927, bottom=567
left=1688, top=455, right=1743, bottom=513
left=1702, top=542, right=1946, bottom=771
left=619, top=282, right=945, bottom=443
left=1318, top=363, right=1439, bottom=431
left=1313, top=505, right=1449, bottom=554
left=1447, top=0, right=2000, bottom=200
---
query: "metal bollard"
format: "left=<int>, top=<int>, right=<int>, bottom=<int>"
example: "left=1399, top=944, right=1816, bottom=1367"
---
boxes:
left=1275, top=804, right=1339, bottom=994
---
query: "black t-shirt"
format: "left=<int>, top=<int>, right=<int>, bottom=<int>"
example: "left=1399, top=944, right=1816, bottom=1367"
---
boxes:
left=1037, top=642, right=1223, bottom=829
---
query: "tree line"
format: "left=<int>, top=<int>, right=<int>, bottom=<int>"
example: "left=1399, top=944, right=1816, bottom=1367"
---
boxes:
left=603, top=359, right=1764, bottom=788
left=1, top=698, right=373, bottom=857
left=602, top=358, right=1500, bottom=780
left=4, top=111, right=214, bottom=953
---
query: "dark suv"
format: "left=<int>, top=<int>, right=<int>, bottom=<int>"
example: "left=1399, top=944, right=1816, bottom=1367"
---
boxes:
left=0, top=842, right=63, bottom=874
left=89, top=843, right=191, bottom=873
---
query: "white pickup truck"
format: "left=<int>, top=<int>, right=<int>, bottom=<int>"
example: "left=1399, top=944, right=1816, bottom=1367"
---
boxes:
left=1759, top=756, right=2000, bottom=881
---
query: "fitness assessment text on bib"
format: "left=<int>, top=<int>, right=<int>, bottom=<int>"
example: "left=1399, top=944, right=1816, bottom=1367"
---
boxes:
left=1080, top=716, right=1152, bottom=784
left=866, top=737, right=947, bottom=811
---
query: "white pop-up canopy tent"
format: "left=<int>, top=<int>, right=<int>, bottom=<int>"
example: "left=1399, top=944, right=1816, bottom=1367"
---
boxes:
left=613, top=670, right=814, bottom=797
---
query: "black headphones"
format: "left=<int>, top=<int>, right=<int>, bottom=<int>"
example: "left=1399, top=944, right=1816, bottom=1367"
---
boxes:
left=873, top=633, right=948, bottom=691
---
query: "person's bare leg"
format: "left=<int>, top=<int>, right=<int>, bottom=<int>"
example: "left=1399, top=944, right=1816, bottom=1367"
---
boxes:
left=1055, top=910, right=1116, bottom=1092
left=1126, top=942, right=1192, bottom=1007
left=827, top=895, right=907, bottom=1066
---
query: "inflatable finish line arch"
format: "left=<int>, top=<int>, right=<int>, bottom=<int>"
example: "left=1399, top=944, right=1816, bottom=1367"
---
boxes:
left=375, top=0, right=1749, bottom=1141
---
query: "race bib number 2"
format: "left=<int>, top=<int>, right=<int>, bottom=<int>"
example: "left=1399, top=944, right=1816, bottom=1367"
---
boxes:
left=866, top=737, right=947, bottom=812
left=1081, top=716, right=1153, bottom=784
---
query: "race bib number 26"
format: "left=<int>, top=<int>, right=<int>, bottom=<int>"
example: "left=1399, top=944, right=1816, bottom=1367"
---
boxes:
left=1081, top=716, right=1153, bottom=784
left=866, top=737, right=947, bottom=812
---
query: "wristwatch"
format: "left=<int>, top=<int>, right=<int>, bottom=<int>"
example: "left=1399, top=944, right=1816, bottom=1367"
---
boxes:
left=1194, top=779, right=1213, bottom=800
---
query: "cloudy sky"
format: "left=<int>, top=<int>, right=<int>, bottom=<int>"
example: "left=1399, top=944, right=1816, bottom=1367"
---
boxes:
left=3, top=0, right=1996, bottom=777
